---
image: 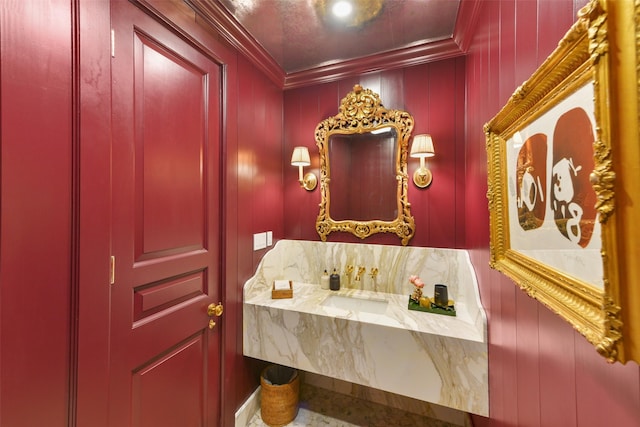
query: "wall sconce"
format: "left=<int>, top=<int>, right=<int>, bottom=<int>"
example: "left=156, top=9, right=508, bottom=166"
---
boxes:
left=291, top=146, right=317, bottom=191
left=410, top=134, right=435, bottom=188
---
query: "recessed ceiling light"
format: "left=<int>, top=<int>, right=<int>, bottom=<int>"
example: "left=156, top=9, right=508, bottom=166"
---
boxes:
left=332, top=1, right=353, bottom=18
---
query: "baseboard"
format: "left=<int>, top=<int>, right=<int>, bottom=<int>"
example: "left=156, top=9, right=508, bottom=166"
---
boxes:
left=235, top=386, right=261, bottom=427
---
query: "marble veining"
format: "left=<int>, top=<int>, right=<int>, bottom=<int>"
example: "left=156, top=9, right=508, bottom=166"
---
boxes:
left=243, top=240, right=488, bottom=416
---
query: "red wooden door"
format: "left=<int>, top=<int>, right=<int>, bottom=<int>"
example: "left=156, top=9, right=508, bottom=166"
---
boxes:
left=109, top=1, right=223, bottom=425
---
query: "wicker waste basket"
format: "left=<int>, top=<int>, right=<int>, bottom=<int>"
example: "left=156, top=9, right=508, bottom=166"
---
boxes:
left=260, top=365, right=299, bottom=427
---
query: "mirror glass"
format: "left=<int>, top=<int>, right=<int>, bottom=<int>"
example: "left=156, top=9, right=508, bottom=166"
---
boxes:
left=329, top=129, right=398, bottom=221
left=315, top=85, right=415, bottom=245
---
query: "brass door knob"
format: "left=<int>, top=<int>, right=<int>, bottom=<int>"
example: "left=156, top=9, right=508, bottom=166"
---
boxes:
left=207, top=302, right=223, bottom=317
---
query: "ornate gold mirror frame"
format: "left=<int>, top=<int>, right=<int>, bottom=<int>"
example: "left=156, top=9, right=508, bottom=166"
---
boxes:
left=485, top=0, right=640, bottom=363
left=315, top=85, right=415, bottom=245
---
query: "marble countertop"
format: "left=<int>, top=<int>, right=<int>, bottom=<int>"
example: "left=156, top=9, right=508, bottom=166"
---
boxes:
left=245, top=282, right=485, bottom=344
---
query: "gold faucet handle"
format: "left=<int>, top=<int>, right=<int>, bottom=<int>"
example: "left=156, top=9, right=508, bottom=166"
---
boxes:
left=345, top=265, right=354, bottom=274
left=369, top=267, right=379, bottom=278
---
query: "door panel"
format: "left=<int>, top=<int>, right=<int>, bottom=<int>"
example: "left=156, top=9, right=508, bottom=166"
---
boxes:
left=132, top=335, right=205, bottom=427
left=110, top=1, right=222, bottom=425
left=135, top=33, right=206, bottom=257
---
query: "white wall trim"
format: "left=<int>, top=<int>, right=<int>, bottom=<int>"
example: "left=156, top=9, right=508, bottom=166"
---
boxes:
left=234, top=386, right=261, bottom=427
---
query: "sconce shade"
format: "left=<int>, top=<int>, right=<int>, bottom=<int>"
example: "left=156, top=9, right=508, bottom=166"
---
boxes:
left=410, top=134, right=435, bottom=158
left=291, top=146, right=317, bottom=191
left=410, top=134, right=434, bottom=189
left=291, top=146, right=311, bottom=166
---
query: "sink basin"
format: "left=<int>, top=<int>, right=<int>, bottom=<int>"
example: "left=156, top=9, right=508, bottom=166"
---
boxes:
left=321, top=294, right=388, bottom=314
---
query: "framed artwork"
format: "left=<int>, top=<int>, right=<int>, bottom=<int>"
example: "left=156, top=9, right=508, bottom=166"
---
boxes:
left=485, top=0, right=640, bottom=363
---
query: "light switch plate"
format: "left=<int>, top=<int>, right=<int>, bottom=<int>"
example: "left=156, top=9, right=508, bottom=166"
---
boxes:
left=266, top=231, right=273, bottom=246
left=253, top=232, right=267, bottom=251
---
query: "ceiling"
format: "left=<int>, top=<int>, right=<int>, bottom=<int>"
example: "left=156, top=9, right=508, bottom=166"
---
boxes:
left=187, top=0, right=479, bottom=88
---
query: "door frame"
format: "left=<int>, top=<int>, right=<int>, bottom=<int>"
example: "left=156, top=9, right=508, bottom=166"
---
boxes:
left=75, top=0, right=113, bottom=425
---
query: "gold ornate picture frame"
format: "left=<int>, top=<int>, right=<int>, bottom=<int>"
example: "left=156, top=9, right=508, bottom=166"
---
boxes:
left=485, top=0, right=640, bottom=363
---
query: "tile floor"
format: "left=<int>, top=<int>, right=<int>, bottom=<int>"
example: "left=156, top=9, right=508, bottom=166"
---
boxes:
left=246, top=384, right=461, bottom=427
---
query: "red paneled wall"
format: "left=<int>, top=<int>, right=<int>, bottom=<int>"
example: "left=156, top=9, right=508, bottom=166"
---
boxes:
left=465, top=1, right=640, bottom=426
left=236, top=56, right=285, bottom=270
left=233, top=54, right=285, bottom=413
left=283, top=58, right=467, bottom=248
left=0, top=1, right=73, bottom=425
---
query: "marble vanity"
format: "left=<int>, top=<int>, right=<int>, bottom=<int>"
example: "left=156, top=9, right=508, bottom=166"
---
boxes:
left=243, top=240, right=488, bottom=416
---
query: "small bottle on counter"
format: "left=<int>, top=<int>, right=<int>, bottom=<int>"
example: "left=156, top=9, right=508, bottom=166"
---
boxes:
left=320, top=270, right=330, bottom=290
left=330, top=268, right=340, bottom=291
